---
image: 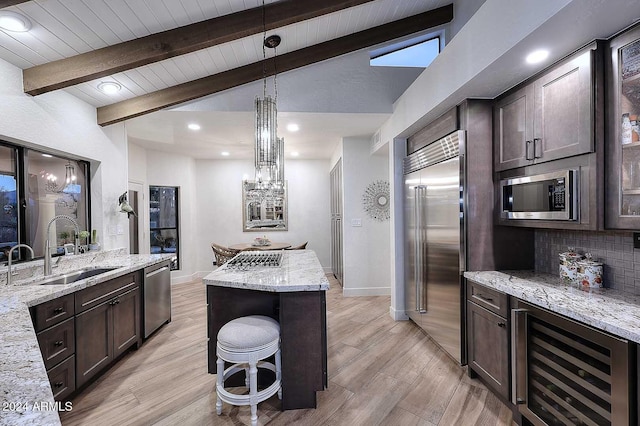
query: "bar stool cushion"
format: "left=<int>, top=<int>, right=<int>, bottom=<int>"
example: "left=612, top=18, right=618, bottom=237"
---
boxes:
left=217, top=315, right=280, bottom=351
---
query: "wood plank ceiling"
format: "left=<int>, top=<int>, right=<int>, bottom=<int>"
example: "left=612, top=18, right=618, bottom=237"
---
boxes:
left=0, top=0, right=453, bottom=126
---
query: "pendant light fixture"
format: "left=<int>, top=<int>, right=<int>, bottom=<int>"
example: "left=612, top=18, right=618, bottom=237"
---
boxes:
left=62, top=161, right=81, bottom=194
left=249, top=0, right=284, bottom=196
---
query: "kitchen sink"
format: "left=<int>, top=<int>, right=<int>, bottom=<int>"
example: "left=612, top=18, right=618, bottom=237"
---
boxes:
left=33, top=267, right=120, bottom=285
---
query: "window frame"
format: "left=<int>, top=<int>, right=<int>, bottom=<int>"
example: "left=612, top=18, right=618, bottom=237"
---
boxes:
left=0, top=140, right=91, bottom=263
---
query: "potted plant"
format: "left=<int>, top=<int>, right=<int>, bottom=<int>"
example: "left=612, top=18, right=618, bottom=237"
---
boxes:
left=79, top=230, right=90, bottom=245
left=89, top=229, right=100, bottom=251
left=59, top=231, right=69, bottom=244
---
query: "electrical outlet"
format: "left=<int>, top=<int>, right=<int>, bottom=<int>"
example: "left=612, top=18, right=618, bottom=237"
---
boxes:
left=351, top=218, right=362, bottom=227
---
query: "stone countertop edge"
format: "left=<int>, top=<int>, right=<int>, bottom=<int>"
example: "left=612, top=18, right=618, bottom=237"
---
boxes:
left=464, top=270, right=640, bottom=344
left=0, top=252, right=174, bottom=426
left=203, top=250, right=330, bottom=292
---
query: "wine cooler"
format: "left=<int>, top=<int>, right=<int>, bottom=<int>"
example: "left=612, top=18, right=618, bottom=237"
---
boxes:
left=511, top=300, right=633, bottom=425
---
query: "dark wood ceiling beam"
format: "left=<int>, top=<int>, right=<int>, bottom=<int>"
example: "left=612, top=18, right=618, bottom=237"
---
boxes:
left=22, top=0, right=376, bottom=96
left=0, top=1, right=29, bottom=8
left=97, top=4, right=453, bottom=126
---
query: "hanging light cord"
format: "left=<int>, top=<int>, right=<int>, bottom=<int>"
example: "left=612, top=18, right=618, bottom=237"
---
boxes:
left=261, top=0, right=277, bottom=101
left=262, top=0, right=267, bottom=98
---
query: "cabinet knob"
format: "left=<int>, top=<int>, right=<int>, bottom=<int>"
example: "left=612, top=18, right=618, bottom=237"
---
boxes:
left=53, top=307, right=64, bottom=315
left=54, top=382, right=64, bottom=388
left=497, top=322, right=506, bottom=328
left=54, top=340, right=64, bottom=347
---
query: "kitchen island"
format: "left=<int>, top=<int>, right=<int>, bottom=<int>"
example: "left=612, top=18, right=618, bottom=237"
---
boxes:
left=0, top=250, right=174, bottom=426
left=204, top=249, right=329, bottom=410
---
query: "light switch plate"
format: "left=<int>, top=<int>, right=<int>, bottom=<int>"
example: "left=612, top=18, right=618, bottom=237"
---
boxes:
left=351, top=218, right=362, bottom=227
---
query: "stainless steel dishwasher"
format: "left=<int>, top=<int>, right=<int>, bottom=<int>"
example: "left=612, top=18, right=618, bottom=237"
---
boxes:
left=144, top=260, right=171, bottom=338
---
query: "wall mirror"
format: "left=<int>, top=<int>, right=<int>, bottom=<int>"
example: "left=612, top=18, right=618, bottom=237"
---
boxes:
left=242, top=181, right=287, bottom=232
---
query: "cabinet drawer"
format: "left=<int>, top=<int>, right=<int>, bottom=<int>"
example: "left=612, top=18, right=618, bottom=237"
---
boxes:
left=467, top=280, right=508, bottom=317
left=36, top=317, right=75, bottom=370
left=31, top=294, right=75, bottom=332
left=75, top=273, right=138, bottom=313
left=47, top=355, right=75, bottom=401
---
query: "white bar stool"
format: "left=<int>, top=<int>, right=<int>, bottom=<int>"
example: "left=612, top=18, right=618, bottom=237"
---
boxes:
left=216, top=315, right=282, bottom=426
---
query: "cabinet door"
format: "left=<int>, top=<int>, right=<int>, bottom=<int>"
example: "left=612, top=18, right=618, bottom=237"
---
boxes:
left=606, top=24, right=640, bottom=229
left=75, top=301, right=112, bottom=388
left=494, top=85, right=534, bottom=171
left=112, top=287, right=140, bottom=358
left=533, top=49, right=594, bottom=163
left=467, top=301, right=509, bottom=399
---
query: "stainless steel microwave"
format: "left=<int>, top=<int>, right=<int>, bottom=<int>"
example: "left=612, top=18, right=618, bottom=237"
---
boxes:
left=500, top=169, right=578, bottom=220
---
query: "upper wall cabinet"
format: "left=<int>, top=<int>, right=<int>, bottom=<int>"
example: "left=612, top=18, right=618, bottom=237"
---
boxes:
left=606, top=24, right=640, bottom=229
left=494, top=45, right=599, bottom=172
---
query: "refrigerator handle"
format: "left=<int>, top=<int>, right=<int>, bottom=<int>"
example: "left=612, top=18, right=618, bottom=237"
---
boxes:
left=415, top=185, right=427, bottom=313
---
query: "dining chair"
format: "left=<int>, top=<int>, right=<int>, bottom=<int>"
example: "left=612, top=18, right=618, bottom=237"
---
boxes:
left=285, top=241, right=308, bottom=250
left=211, top=243, right=240, bottom=266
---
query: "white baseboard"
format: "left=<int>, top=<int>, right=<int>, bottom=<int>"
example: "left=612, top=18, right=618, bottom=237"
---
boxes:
left=342, top=287, right=390, bottom=297
left=170, top=270, right=211, bottom=285
left=390, top=306, right=409, bottom=321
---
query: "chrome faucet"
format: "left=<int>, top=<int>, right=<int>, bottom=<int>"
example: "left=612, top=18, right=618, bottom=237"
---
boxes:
left=44, top=214, right=79, bottom=276
left=7, top=244, right=34, bottom=285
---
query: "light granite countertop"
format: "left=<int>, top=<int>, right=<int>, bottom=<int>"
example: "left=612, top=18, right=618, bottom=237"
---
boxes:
left=204, top=250, right=329, bottom=292
left=464, top=270, right=640, bottom=344
left=0, top=250, right=174, bottom=426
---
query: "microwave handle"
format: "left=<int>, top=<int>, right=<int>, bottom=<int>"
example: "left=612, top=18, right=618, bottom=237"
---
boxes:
left=533, top=138, right=542, bottom=159
left=511, top=308, right=529, bottom=405
left=525, top=140, right=533, bottom=160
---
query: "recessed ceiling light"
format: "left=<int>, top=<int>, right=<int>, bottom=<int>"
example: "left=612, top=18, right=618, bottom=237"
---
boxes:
left=291, top=151, right=299, bottom=157
left=526, top=49, right=549, bottom=64
left=0, top=11, right=32, bottom=32
left=187, top=123, right=201, bottom=131
left=221, top=151, right=230, bottom=156
left=287, top=123, right=300, bottom=132
left=97, top=81, right=122, bottom=94
left=41, top=153, right=53, bottom=158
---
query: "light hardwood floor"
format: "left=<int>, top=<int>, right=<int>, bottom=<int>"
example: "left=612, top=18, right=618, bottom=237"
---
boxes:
left=60, top=276, right=514, bottom=426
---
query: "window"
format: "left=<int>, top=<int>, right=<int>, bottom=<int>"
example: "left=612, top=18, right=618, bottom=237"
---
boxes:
left=370, top=35, right=441, bottom=68
left=149, top=186, right=179, bottom=270
left=0, top=145, right=17, bottom=262
left=0, top=142, right=90, bottom=263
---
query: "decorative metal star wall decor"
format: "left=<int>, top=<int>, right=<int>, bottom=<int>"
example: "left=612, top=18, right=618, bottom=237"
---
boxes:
left=362, top=180, right=390, bottom=221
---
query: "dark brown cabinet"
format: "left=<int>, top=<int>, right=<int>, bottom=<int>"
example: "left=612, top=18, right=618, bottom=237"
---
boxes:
left=75, top=273, right=140, bottom=388
left=466, top=280, right=509, bottom=400
left=606, top=23, right=640, bottom=229
left=31, top=294, right=77, bottom=401
left=494, top=45, right=598, bottom=171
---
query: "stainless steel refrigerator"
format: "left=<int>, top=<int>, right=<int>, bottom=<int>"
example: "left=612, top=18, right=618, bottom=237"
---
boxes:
left=404, top=130, right=464, bottom=364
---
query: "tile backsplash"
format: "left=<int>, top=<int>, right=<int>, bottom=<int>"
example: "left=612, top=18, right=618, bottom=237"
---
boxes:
left=535, top=229, right=639, bottom=294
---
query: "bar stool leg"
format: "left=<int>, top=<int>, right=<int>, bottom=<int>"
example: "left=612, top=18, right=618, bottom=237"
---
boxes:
left=275, top=348, right=282, bottom=400
left=249, top=362, right=258, bottom=426
left=216, top=357, right=224, bottom=415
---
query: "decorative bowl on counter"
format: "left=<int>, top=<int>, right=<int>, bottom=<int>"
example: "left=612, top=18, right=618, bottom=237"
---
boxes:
left=253, top=237, right=271, bottom=247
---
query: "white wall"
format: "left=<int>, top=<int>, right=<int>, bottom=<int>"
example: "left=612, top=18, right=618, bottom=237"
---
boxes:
left=194, top=158, right=331, bottom=274
left=142, top=150, right=198, bottom=283
left=0, top=57, right=128, bottom=251
left=341, top=137, right=391, bottom=296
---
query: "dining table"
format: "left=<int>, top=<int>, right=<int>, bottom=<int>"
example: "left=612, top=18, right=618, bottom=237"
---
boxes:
left=229, top=242, right=291, bottom=251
